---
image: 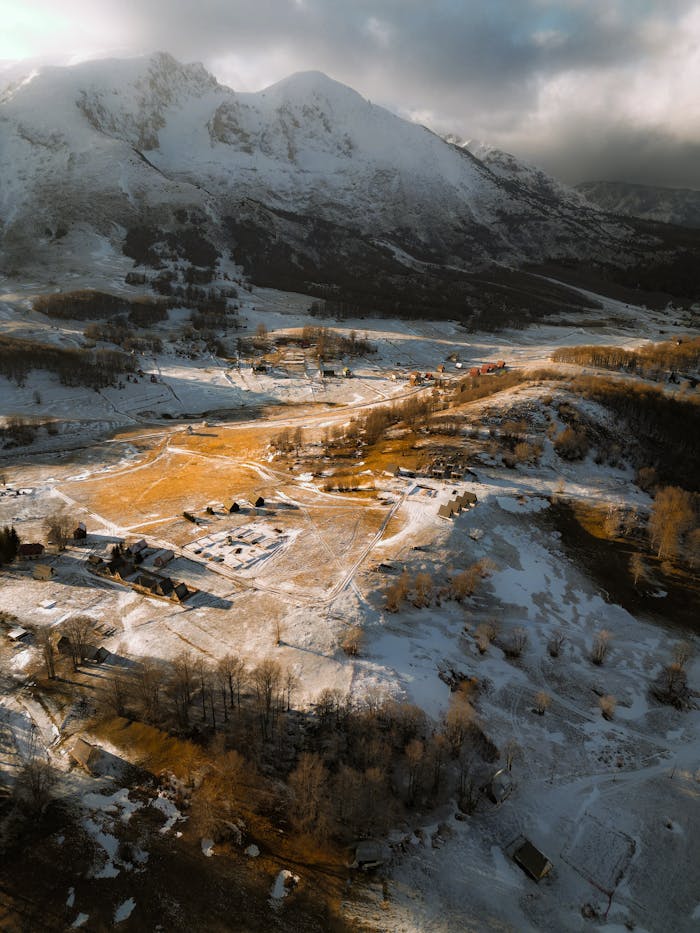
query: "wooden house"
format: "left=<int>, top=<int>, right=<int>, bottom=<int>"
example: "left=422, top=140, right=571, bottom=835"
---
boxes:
left=18, top=543, right=44, bottom=560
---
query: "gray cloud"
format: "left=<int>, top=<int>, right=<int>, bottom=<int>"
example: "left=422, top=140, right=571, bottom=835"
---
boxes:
left=6, top=0, right=700, bottom=188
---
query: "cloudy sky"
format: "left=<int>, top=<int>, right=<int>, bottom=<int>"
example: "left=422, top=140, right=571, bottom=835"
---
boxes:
left=2, top=0, right=700, bottom=187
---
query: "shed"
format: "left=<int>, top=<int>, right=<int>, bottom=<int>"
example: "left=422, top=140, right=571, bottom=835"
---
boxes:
left=468, top=367, right=480, bottom=377
left=18, top=543, right=44, bottom=559
left=129, top=539, right=148, bottom=555
left=513, top=840, right=552, bottom=882
left=70, top=737, right=102, bottom=774
left=33, top=563, right=55, bottom=581
left=438, top=503, right=456, bottom=520
left=228, top=501, right=240, bottom=513
left=7, top=625, right=29, bottom=642
left=255, top=496, right=265, bottom=508
left=172, top=582, right=190, bottom=602
left=73, top=522, right=87, bottom=540
left=155, top=577, right=175, bottom=597
left=94, top=646, right=110, bottom=664
left=154, top=549, right=174, bottom=568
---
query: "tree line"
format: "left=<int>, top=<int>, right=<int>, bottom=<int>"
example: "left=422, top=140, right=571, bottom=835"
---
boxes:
left=0, top=335, right=135, bottom=389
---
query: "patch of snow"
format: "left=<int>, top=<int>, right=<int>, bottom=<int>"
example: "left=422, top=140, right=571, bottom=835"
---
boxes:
left=114, top=898, right=136, bottom=923
left=245, top=844, right=260, bottom=857
left=201, top=838, right=215, bottom=857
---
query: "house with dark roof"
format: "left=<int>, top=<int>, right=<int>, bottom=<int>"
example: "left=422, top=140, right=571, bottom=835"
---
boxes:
left=18, top=542, right=44, bottom=559
left=73, top=522, right=87, bottom=540
left=153, top=549, right=174, bottom=568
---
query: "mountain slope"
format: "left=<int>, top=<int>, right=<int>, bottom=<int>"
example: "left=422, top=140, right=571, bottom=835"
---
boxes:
left=576, top=180, right=700, bottom=229
left=2, top=52, right=692, bottom=318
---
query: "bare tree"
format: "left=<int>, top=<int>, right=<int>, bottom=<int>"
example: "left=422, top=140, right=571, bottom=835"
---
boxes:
left=133, top=662, right=163, bottom=724
left=38, top=630, right=56, bottom=679
left=283, top=666, right=299, bottom=712
left=288, top=752, right=330, bottom=838
left=102, top=671, right=130, bottom=718
left=251, top=659, right=282, bottom=740
left=629, top=552, right=646, bottom=587
left=43, top=509, right=74, bottom=550
left=649, top=486, right=695, bottom=560
left=61, top=615, right=94, bottom=670
left=14, top=726, right=57, bottom=814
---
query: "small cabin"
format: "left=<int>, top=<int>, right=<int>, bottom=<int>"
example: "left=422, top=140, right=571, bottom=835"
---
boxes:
left=255, top=496, right=265, bottom=508
left=228, top=501, right=240, bottom=513
left=468, top=367, right=480, bottom=377
left=129, top=539, right=148, bottom=555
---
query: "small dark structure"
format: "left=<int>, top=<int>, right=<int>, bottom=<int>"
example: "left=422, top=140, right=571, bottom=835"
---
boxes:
left=73, top=522, right=87, bottom=540
left=438, top=502, right=456, bottom=520
left=255, top=496, right=265, bottom=508
left=252, top=362, right=268, bottom=374
left=93, top=646, right=110, bottom=664
left=172, top=581, right=190, bottom=602
left=228, top=501, right=240, bottom=513
left=129, top=539, right=148, bottom=556
left=18, top=542, right=44, bottom=559
left=513, top=840, right=552, bottom=882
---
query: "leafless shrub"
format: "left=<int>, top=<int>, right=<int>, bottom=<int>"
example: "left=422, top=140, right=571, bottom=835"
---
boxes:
left=599, top=695, right=617, bottom=720
left=475, top=620, right=498, bottom=654
left=590, top=630, right=611, bottom=666
left=504, top=626, right=528, bottom=659
left=547, top=630, right=566, bottom=658
left=534, top=691, right=551, bottom=715
left=341, top=625, right=364, bottom=657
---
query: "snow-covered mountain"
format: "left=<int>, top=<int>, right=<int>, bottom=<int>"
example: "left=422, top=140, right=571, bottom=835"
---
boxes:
left=576, top=180, right=700, bottom=229
left=0, top=52, right=644, bottom=299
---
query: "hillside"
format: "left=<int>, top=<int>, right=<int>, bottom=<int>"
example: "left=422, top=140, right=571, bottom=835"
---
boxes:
left=0, top=51, right=659, bottom=321
left=577, top=180, right=700, bottom=229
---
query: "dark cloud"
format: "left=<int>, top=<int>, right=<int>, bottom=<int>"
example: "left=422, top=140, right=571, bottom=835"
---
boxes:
left=8, top=0, right=700, bottom=188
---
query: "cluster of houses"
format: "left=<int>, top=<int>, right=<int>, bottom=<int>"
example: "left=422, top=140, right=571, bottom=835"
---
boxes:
left=467, top=360, right=506, bottom=377
left=92, top=539, right=194, bottom=603
left=437, top=489, right=478, bottom=519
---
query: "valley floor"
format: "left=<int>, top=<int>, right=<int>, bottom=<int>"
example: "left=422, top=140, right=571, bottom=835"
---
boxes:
left=0, top=276, right=698, bottom=932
